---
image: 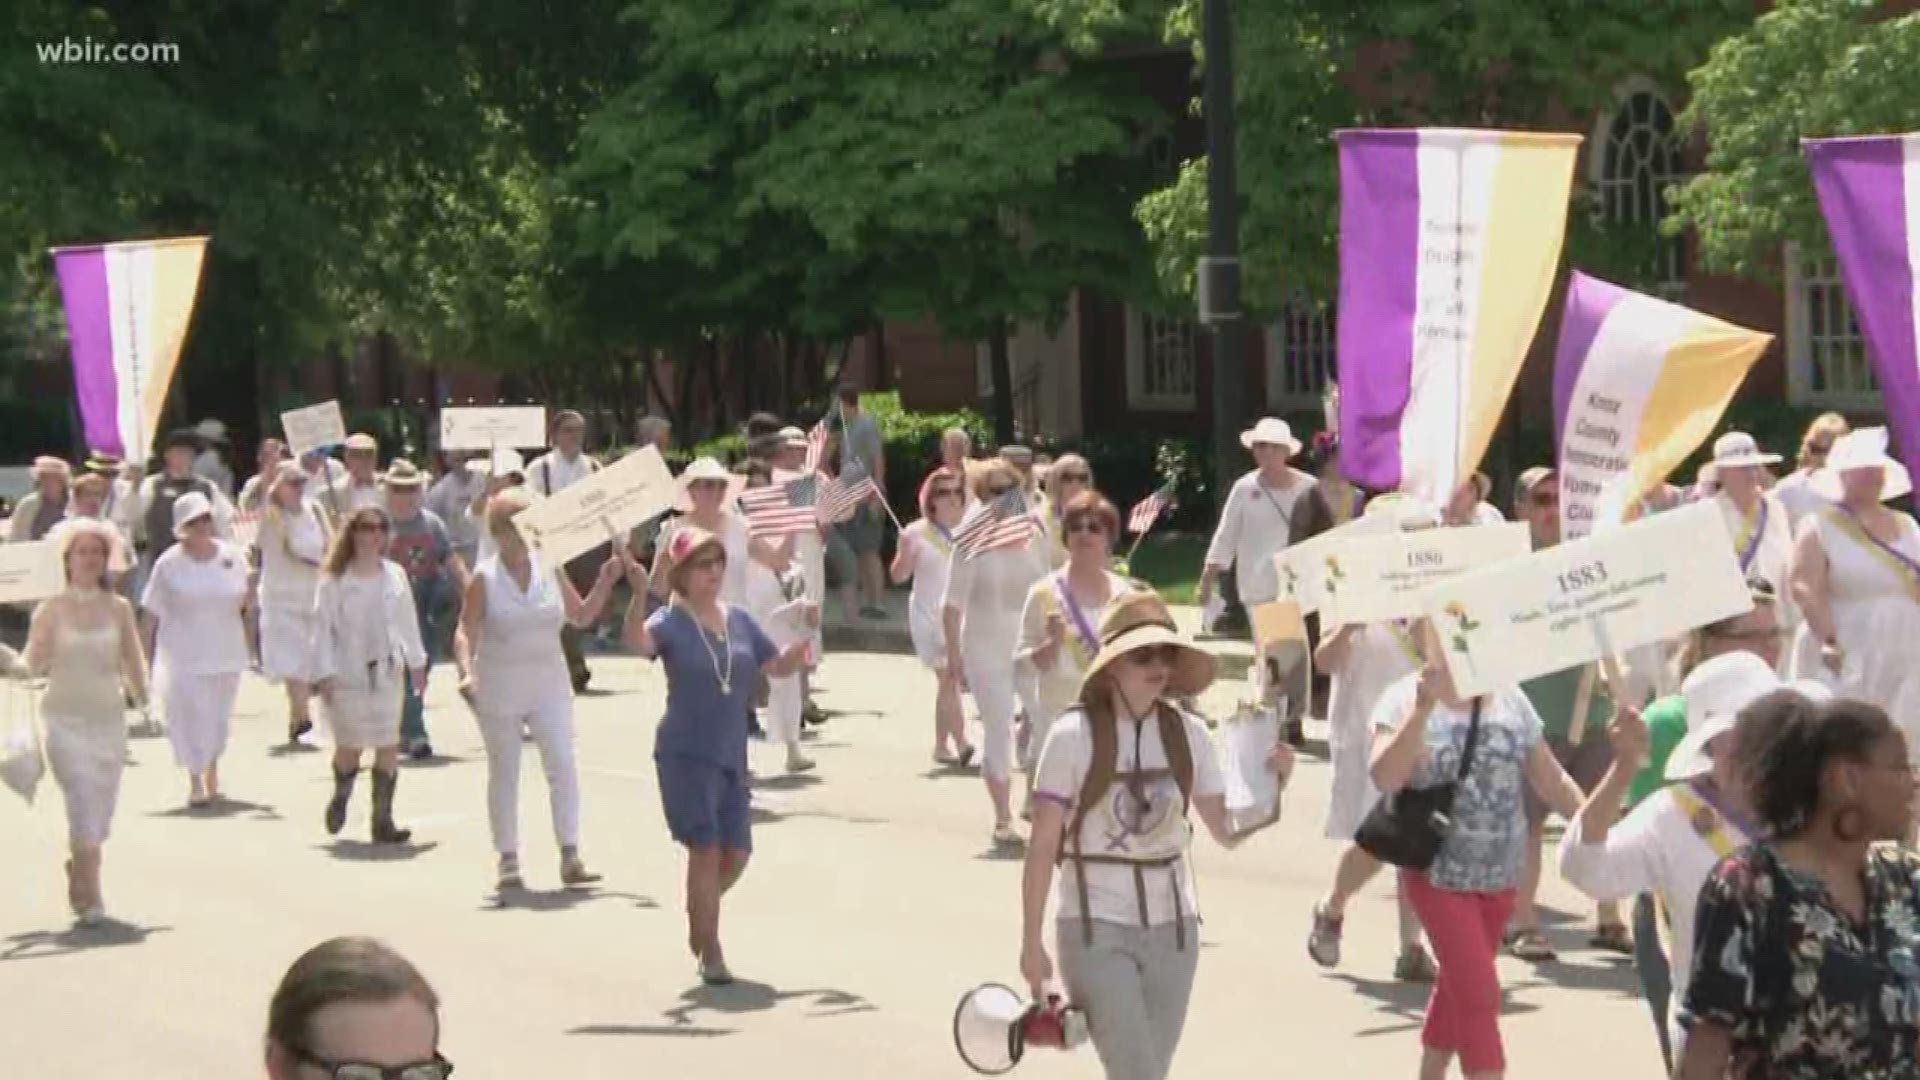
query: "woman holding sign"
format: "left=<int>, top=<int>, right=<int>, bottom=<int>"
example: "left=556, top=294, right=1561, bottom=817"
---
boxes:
left=626, top=526, right=810, bottom=985
left=257, top=463, right=333, bottom=746
left=456, top=488, right=625, bottom=891
left=1788, top=427, right=1920, bottom=745
left=1369, top=628, right=1587, bottom=1080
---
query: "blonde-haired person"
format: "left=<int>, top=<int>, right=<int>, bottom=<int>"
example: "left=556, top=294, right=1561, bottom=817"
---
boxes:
left=1021, top=590, right=1291, bottom=1080
left=944, top=458, right=1050, bottom=846
left=255, top=462, right=334, bottom=746
left=1037, top=454, right=1095, bottom=570
left=625, top=526, right=810, bottom=985
left=890, top=467, right=973, bottom=764
left=312, top=506, right=428, bottom=845
left=1772, top=411, right=1850, bottom=526
left=1015, top=490, right=1130, bottom=808
left=455, top=486, right=625, bottom=890
left=52, top=472, right=135, bottom=583
left=11, top=519, right=150, bottom=925
left=140, top=492, right=253, bottom=808
left=739, top=463, right=820, bottom=774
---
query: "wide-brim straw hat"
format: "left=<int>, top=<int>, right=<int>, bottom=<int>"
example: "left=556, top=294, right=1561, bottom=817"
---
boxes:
left=1810, top=426, right=1913, bottom=502
left=1711, top=431, right=1783, bottom=470
left=1078, top=590, right=1217, bottom=701
left=665, top=525, right=727, bottom=592
left=1239, top=417, right=1302, bottom=455
left=382, top=459, right=427, bottom=490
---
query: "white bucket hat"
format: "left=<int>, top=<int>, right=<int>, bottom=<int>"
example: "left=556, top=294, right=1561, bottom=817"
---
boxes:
left=674, top=456, right=743, bottom=512
left=1240, top=417, right=1302, bottom=455
left=1664, top=653, right=1832, bottom=781
left=171, top=491, right=216, bottom=538
left=1811, top=426, right=1913, bottom=502
left=1710, top=431, right=1782, bottom=470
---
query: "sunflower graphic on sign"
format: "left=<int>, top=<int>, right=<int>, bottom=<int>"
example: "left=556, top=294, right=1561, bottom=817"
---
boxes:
left=1323, top=554, right=1347, bottom=597
left=1443, top=600, right=1481, bottom=677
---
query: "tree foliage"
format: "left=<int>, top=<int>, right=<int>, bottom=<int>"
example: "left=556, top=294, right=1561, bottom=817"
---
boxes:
left=1672, top=0, right=1920, bottom=278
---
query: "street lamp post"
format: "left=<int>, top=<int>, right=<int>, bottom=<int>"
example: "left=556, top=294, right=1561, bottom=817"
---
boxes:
left=1198, top=0, right=1245, bottom=516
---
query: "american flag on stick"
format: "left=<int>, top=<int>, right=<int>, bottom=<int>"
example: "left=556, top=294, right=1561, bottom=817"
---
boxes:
left=739, top=472, right=821, bottom=540
left=953, top=486, right=1038, bottom=559
left=817, top=462, right=879, bottom=525
left=804, top=420, right=830, bottom=475
left=229, top=509, right=261, bottom=549
left=1127, top=481, right=1176, bottom=536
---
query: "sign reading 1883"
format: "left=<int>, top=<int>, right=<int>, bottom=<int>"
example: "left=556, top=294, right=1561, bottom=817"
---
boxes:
left=1556, top=561, right=1609, bottom=595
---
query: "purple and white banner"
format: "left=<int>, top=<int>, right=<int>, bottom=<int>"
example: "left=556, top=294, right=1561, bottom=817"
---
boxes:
left=1804, top=135, right=1920, bottom=478
left=50, top=236, right=209, bottom=459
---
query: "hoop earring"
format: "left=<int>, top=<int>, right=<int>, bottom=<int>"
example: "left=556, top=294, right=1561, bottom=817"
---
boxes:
left=1834, top=804, right=1868, bottom=843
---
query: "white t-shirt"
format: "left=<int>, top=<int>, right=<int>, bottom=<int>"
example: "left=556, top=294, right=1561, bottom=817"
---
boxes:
left=141, top=540, right=251, bottom=676
left=942, top=543, right=1045, bottom=657
left=1204, top=469, right=1317, bottom=604
left=1033, top=706, right=1225, bottom=926
left=526, top=450, right=597, bottom=497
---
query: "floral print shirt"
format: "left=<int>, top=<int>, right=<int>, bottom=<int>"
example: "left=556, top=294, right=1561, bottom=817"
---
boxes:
left=1682, top=842, right=1920, bottom=1079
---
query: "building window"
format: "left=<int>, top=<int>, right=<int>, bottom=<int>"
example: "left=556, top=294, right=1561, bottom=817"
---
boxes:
left=1593, top=81, right=1685, bottom=297
left=1786, top=245, right=1879, bottom=409
left=1266, top=297, right=1335, bottom=411
left=1125, top=307, right=1198, bottom=411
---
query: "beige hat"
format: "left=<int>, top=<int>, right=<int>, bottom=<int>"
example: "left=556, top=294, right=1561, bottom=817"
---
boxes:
left=664, top=525, right=728, bottom=593
left=31, top=456, right=70, bottom=479
left=1711, top=431, right=1783, bottom=470
left=271, top=461, right=309, bottom=491
left=674, top=456, right=741, bottom=513
left=382, top=459, right=427, bottom=490
left=344, top=432, right=379, bottom=453
left=1078, top=590, right=1217, bottom=701
left=1239, top=418, right=1302, bottom=455
left=778, top=425, right=810, bottom=448
left=194, top=418, right=230, bottom=445
left=171, top=491, right=216, bottom=538
left=1811, top=426, right=1913, bottom=502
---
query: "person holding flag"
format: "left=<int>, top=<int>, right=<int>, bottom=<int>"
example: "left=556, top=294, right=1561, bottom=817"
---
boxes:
left=891, top=467, right=973, bottom=766
left=943, top=459, right=1047, bottom=847
left=737, top=462, right=822, bottom=774
left=1705, top=432, right=1797, bottom=649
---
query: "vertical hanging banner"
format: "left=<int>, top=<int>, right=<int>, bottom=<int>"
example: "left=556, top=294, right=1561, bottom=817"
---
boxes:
left=1804, top=135, right=1920, bottom=479
left=51, top=236, right=209, bottom=461
left=1553, top=272, right=1772, bottom=540
left=1337, top=129, right=1580, bottom=501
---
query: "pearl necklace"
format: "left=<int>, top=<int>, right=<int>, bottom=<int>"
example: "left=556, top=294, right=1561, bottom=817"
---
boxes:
left=688, top=602, right=734, bottom=696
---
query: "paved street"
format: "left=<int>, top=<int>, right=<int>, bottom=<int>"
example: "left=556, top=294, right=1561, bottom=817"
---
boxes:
left=1, top=650, right=1662, bottom=1078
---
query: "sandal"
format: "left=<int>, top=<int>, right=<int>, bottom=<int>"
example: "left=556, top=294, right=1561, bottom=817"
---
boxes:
left=1307, top=903, right=1343, bottom=968
left=1505, top=928, right=1557, bottom=962
left=1590, top=923, right=1634, bottom=955
left=1394, top=944, right=1437, bottom=983
left=956, top=744, right=977, bottom=769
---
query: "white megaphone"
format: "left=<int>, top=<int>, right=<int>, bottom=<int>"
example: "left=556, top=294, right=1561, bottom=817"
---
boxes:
left=953, top=983, right=1088, bottom=1075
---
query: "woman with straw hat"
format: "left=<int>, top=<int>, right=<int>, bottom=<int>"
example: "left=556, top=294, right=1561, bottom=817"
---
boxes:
left=12, top=518, right=150, bottom=925
left=651, top=456, right=791, bottom=610
left=1788, top=426, right=1920, bottom=744
left=625, top=525, right=810, bottom=985
left=456, top=486, right=625, bottom=891
left=256, top=461, right=333, bottom=746
left=1199, top=418, right=1317, bottom=622
left=141, top=491, right=253, bottom=808
left=1020, top=589, right=1292, bottom=1080
left=311, top=506, right=429, bottom=845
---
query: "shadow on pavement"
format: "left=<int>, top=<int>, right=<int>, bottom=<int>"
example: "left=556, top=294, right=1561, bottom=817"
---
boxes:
left=919, top=763, right=981, bottom=781
left=1, top=920, right=172, bottom=962
left=570, top=980, right=876, bottom=1039
left=749, top=773, right=822, bottom=792
left=398, top=754, right=470, bottom=770
left=267, top=742, right=323, bottom=758
left=484, top=888, right=659, bottom=913
left=972, top=844, right=1025, bottom=863
left=1328, top=971, right=1546, bottom=1039
left=319, top=839, right=441, bottom=862
left=148, top=798, right=280, bottom=821
left=750, top=806, right=888, bottom=827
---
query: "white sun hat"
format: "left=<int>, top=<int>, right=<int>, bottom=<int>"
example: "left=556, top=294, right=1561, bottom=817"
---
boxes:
left=1710, top=431, right=1782, bottom=470
left=1239, top=417, right=1302, bottom=455
left=1810, top=426, right=1913, bottom=502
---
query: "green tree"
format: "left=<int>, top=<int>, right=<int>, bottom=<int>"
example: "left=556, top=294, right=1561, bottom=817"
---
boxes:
left=1671, top=0, right=1920, bottom=278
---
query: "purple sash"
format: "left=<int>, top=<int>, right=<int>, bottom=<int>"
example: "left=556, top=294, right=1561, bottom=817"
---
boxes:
left=1688, top=778, right=1759, bottom=843
left=1736, top=498, right=1769, bottom=573
left=1053, top=573, right=1102, bottom=668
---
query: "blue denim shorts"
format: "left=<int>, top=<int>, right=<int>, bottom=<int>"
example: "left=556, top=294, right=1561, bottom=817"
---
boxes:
left=656, top=754, right=752, bottom=853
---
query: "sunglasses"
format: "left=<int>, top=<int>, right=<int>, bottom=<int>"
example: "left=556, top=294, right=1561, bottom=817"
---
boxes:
left=1122, top=644, right=1178, bottom=667
left=286, top=1048, right=453, bottom=1080
left=682, top=554, right=725, bottom=573
left=1530, top=491, right=1559, bottom=507
left=1064, top=518, right=1108, bottom=535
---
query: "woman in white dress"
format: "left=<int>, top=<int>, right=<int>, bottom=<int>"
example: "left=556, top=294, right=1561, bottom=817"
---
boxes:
left=1305, top=496, right=1437, bottom=982
left=141, top=491, right=253, bottom=808
left=944, top=459, right=1049, bottom=847
left=456, top=487, right=625, bottom=890
left=15, top=519, right=150, bottom=925
left=1789, top=426, right=1920, bottom=746
left=1016, top=491, right=1131, bottom=811
left=651, top=457, right=789, bottom=610
left=890, top=467, right=972, bottom=765
left=739, top=464, right=820, bottom=776
left=313, top=506, right=428, bottom=844
left=256, top=462, right=333, bottom=745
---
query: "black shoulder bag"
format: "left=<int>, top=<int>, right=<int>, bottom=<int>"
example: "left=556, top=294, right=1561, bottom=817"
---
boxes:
left=1353, top=698, right=1483, bottom=871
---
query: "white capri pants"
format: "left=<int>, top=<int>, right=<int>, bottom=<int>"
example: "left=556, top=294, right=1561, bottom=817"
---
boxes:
left=473, top=678, right=581, bottom=855
left=159, top=667, right=242, bottom=773
left=962, top=644, right=1018, bottom=783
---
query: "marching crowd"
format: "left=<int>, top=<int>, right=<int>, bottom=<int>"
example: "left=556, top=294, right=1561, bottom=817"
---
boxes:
left=7, top=395, right=1920, bottom=1080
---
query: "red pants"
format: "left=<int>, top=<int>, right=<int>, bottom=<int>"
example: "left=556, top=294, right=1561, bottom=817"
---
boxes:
left=1402, top=870, right=1514, bottom=1075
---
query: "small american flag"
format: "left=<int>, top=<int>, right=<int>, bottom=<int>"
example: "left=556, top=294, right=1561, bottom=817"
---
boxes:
left=817, top=463, right=879, bottom=525
left=1127, top=482, right=1176, bottom=535
left=230, top=510, right=261, bottom=549
left=739, top=473, right=820, bottom=540
left=804, top=420, right=830, bottom=475
left=953, top=487, right=1037, bottom=559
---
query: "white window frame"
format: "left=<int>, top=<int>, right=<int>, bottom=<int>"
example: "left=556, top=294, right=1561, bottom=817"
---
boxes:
left=1265, top=297, right=1336, bottom=412
left=1589, top=77, right=1686, bottom=299
left=1124, top=306, right=1199, bottom=411
left=1785, top=242, right=1881, bottom=411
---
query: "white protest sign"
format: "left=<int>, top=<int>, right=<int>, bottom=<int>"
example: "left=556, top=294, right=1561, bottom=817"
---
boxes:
left=1419, top=501, right=1752, bottom=697
left=0, top=541, right=62, bottom=604
left=1322, top=522, right=1530, bottom=626
left=440, top=406, right=548, bottom=451
left=1272, top=511, right=1396, bottom=615
left=280, top=400, right=346, bottom=457
left=512, top=446, right=675, bottom=565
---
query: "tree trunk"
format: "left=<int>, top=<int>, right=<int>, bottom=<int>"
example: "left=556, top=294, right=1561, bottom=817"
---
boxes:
left=989, top=323, right=1015, bottom=447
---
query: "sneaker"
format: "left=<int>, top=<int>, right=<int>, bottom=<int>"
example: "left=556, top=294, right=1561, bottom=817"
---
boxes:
left=560, top=854, right=603, bottom=887
left=497, top=854, right=524, bottom=892
left=992, top=821, right=1023, bottom=848
left=1307, top=903, right=1343, bottom=968
left=1394, top=945, right=1437, bottom=983
left=406, top=738, right=433, bottom=761
left=785, top=748, right=816, bottom=774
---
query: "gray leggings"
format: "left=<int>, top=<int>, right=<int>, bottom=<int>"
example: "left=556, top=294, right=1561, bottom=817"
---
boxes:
left=1058, top=919, right=1200, bottom=1080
